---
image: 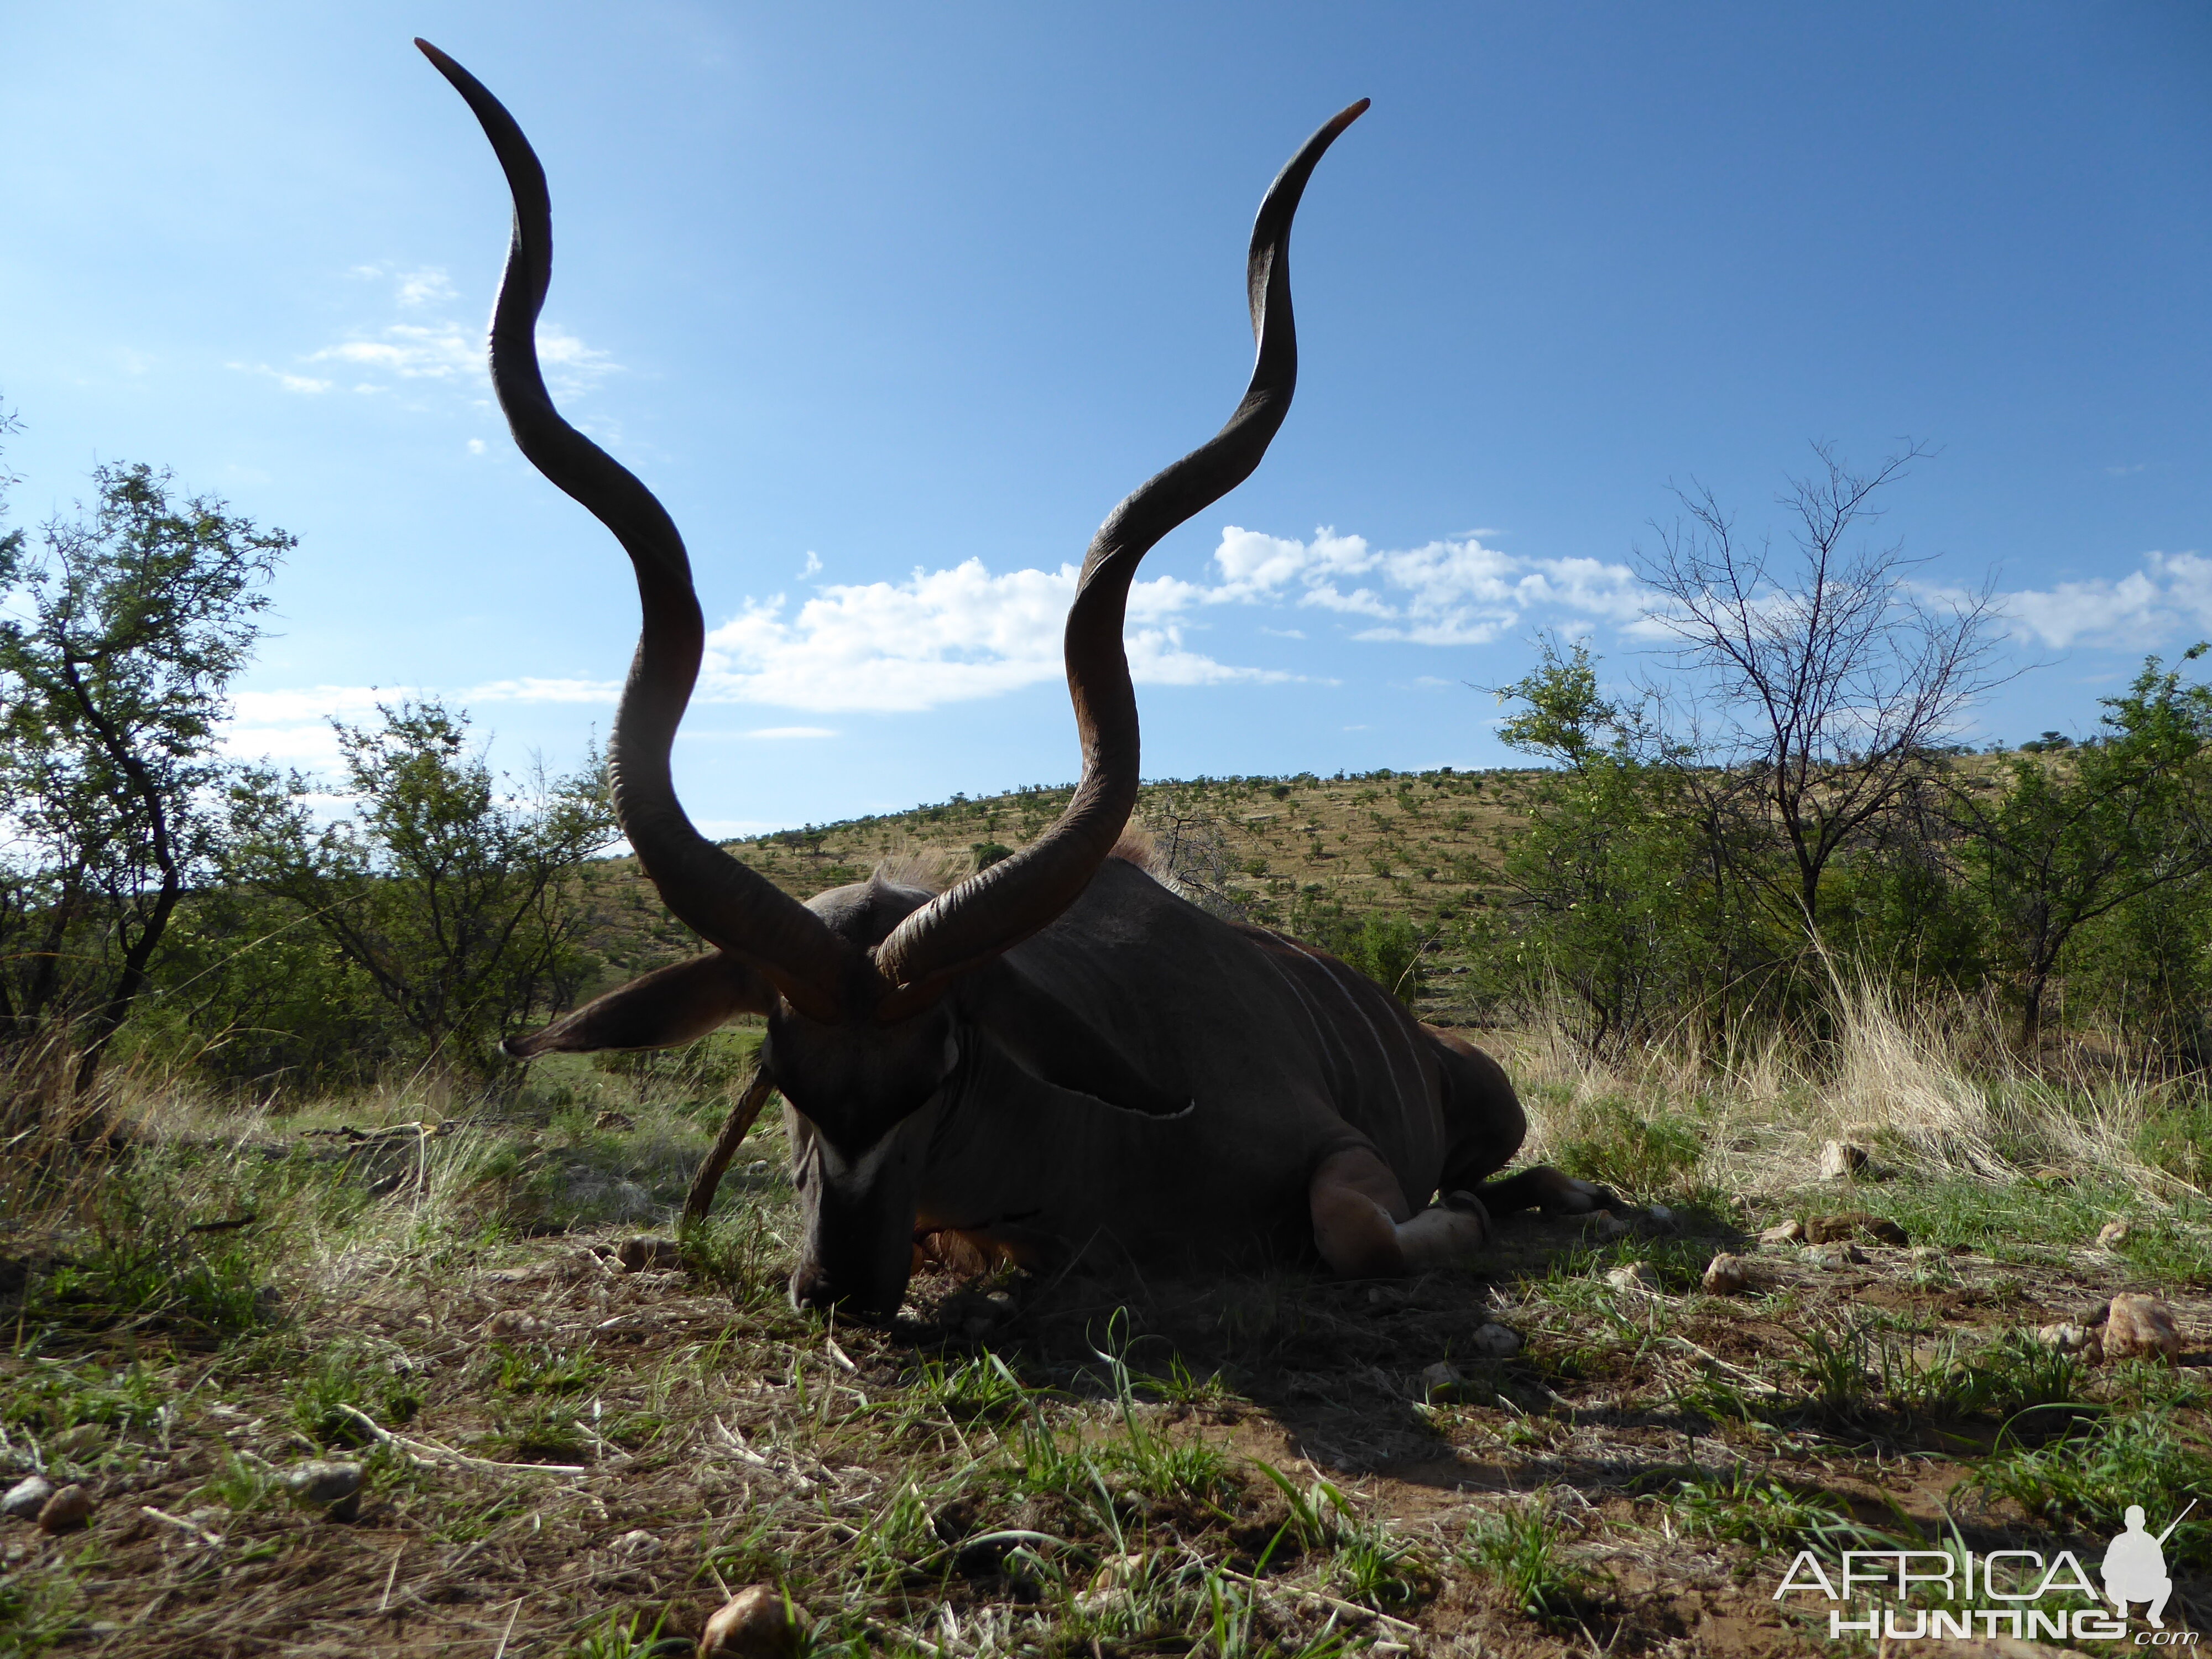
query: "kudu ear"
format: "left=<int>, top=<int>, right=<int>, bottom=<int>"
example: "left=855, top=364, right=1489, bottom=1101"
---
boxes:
left=959, top=960, right=1193, bottom=1120
left=504, top=952, right=774, bottom=1059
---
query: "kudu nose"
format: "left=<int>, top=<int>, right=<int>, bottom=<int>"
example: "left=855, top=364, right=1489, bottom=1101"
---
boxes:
left=787, top=1263, right=838, bottom=1311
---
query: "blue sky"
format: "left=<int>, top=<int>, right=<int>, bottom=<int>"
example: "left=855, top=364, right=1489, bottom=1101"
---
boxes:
left=3, top=3, right=2207, bottom=833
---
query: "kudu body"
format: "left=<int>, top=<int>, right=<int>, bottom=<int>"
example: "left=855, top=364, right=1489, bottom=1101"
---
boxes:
left=420, top=43, right=1606, bottom=1316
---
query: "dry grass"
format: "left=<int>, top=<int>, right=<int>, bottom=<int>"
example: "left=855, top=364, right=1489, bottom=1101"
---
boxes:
left=6, top=1006, right=2211, bottom=1656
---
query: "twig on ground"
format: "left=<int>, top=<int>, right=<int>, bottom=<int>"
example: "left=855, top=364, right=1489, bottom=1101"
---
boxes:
left=141, top=1506, right=225, bottom=1548
left=335, top=1402, right=587, bottom=1477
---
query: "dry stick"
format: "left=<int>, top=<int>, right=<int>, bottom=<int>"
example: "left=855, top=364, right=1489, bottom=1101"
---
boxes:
left=334, top=1402, right=587, bottom=1478
left=490, top=1598, right=523, bottom=1659
left=377, top=1547, right=404, bottom=1615
left=683, top=1061, right=777, bottom=1224
left=140, top=1506, right=225, bottom=1548
left=1212, top=1564, right=1422, bottom=1636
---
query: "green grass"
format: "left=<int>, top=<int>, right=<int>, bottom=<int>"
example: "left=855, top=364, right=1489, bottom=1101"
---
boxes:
left=1667, top=1465, right=1892, bottom=1556
left=1968, top=1405, right=2212, bottom=1569
left=288, top=1339, right=424, bottom=1448
left=1535, top=1089, right=1706, bottom=1202
left=1460, top=1497, right=1596, bottom=1622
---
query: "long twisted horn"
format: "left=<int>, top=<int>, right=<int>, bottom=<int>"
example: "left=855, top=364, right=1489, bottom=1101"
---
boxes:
left=418, top=40, right=867, bottom=1022
left=870, top=99, right=1369, bottom=1014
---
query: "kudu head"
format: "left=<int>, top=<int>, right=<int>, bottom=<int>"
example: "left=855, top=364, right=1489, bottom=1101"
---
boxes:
left=419, top=40, right=1363, bottom=1315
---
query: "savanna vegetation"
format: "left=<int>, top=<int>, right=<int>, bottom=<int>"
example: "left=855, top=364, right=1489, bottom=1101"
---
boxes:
left=4, top=425, right=2206, bottom=1655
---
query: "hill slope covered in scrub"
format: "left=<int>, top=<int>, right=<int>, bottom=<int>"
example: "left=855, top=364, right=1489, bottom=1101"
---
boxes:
left=575, top=766, right=1539, bottom=1026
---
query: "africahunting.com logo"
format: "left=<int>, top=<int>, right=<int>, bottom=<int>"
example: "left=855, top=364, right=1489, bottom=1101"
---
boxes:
left=1771, top=1501, right=2199, bottom=1644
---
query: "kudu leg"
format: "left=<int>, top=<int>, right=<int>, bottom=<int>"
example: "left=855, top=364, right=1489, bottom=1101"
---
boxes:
left=1308, top=1146, right=1490, bottom=1277
left=682, top=1062, right=777, bottom=1225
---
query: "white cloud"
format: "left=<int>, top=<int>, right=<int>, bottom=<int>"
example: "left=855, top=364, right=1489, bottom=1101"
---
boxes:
left=697, top=557, right=1294, bottom=714
left=233, top=264, right=619, bottom=407
left=2004, top=551, right=2212, bottom=650
left=396, top=267, right=457, bottom=308
left=228, top=361, right=333, bottom=395
left=1199, top=526, right=1645, bottom=646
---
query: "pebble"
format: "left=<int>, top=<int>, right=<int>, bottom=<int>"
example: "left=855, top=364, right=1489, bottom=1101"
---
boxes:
left=1, top=1475, right=54, bottom=1520
left=284, top=1459, right=363, bottom=1521
left=608, top=1527, right=663, bottom=1558
left=36, top=1485, right=92, bottom=1533
left=2034, top=1322, right=2096, bottom=1355
left=699, top=1585, right=811, bottom=1659
left=2101, top=1293, right=2183, bottom=1365
left=1757, top=1219, right=1804, bottom=1246
left=1818, top=1140, right=1871, bottom=1181
left=1645, top=1203, right=1674, bottom=1225
left=1803, top=1212, right=1910, bottom=1247
left=2096, top=1219, right=2132, bottom=1249
left=1419, top=1360, right=1464, bottom=1395
left=615, top=1237, right=681, bottom=1274
left=1584, top=1211, right=1631, bottom=1242
left=1605, top=1262, right=1663, bottom=1294
left=1700, top=1253, right=1749, bottom=1295
left=1468, top=1323, right=1523, bottom=1360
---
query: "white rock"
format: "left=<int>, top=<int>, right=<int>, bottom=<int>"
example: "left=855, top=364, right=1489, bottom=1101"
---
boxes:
left=2034, top=1322, right=2094, bottom=1354
left=1606, top=1262, right=1663, bottom=1294
left=608, top=1527, right=663, bottom=1558
left=1, top=1475, right=54, bottom=1520
left=1700, top=1254, right=1749, bottom=1295
left=1818, top=1140, right=1871, bottom=1181
left=2102, top=1293, right=2183, bottom=1364
left=2096, top=1219, right=2131, bottom=1249
left=1758, top=1219, right=1804, bottom=1246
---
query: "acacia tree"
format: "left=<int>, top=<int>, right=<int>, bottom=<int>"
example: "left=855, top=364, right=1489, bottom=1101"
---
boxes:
left=0, top=452, right=288, bottom=1094
left=1638, top=442, right=2005, bottom=940
left=231, top=701, right=618, bottom=1083
left=1953, top=649, right=2212, bottom=1043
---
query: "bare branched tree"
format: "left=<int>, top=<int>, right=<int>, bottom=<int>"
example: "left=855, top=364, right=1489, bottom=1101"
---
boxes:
left=1638, top=442, right=2006, bottom=936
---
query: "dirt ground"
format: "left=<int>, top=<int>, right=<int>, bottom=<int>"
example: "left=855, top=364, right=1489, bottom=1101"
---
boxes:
left=4, top=1107, right=2208, bottom=1658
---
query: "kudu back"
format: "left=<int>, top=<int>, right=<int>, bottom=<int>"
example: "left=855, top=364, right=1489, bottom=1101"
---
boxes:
left=418, top=43, right=1607, bottom=1314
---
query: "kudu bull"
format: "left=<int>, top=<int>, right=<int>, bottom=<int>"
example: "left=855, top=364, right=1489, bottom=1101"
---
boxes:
left=419, top=42, right=1609, bottom=1315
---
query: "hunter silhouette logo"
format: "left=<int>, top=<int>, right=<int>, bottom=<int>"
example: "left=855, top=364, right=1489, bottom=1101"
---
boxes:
left=2105, top=1501, right=2193, bottom=1629
left=1773, top=1497, right=2201, bottom=1642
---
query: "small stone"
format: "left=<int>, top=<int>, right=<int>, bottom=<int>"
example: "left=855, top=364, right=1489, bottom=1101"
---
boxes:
left=1804, top=1243, right=1867, bottom=1269
left=1605, top=1262, right=1662, bottom=1294
left=615, top=1237, right=681, bottom=1274
left=2096, top=1220, right=2131, bottom=1249
left=699, top=1584, right=810, bottom=1659
left=284, top=1460, right=362, bottom=1507
left=1700, top=1253, right=1749, bottom=1295
left=35, top=1484, right=91, bottom=1533
left=593, top=1109, right=636, bottom=1131
left=608, top=1527, right=662, bottom=1558
left=1467, top=1323, right=1522, bottom=1360
left=1758, top=1219, right=1804, bottom=1245
left=2, top=1475, right=54, bottom=1519
left=284, top=1459, right=362, bottom=1520
left=1090, top=1551, right=1146, bottom=1590
left=1818, top=1140, right=1871, bottom=1181
left=1804, top=1212, right=1909, bottom=1247
left=46, top=1423, right=105, bottom=1460
left=2035, top=1322, right=2094, bottom=1354
left=1419, top=1361, right=1464, bottom=1395
left=2101, top=1293, right=2183, bottom=1365
left=1584, top=1210, right=1631, bottom=1241
left=1645, top=1203, right=1675, bottom=1225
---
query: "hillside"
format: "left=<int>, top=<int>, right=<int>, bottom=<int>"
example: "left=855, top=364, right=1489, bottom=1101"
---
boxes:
left=578, top=766, right=1545, bottom=1025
